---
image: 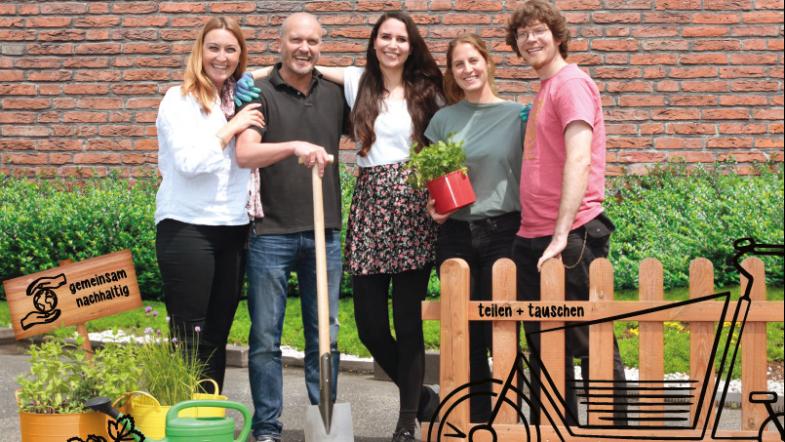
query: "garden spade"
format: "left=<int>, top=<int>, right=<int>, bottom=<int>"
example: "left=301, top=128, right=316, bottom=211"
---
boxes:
left=303, top=156, right=354, bottom=442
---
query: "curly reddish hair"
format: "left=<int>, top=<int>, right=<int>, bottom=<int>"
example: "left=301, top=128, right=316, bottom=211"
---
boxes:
left=505, top=0, right=570, bottom=60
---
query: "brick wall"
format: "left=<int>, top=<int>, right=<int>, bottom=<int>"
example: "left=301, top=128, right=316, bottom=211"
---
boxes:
left=1, top=0, right=782, bottom=178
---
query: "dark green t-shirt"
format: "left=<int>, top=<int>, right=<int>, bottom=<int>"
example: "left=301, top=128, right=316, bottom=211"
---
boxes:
left=425, top=100, right=524, bottom=221
left=247, top=64, right=349, bottom=234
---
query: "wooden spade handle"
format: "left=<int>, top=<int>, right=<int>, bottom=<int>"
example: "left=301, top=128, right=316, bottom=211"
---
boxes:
left=310, top=160, right=331, bottom=358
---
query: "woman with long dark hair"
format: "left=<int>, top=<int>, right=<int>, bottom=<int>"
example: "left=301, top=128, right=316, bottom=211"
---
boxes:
left=154, top=16, right=263, bottom=390
left=343, top=13, right=443, bottom=440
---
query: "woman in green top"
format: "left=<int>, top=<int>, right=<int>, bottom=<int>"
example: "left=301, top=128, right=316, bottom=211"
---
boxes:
left=424, top=33, right=528, bottom=422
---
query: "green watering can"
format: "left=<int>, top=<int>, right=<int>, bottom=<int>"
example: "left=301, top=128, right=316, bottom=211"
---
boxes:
left=85, top=397, right=251, bottom=442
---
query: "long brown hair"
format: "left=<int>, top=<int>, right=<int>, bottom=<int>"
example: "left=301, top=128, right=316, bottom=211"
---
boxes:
left=182, top=17, right=247, bottom=114
left=350, top=12, right=444, bottom=156
left=505, top=0, right=570, bottom=59
left=444, top=34, right=498, bottom=105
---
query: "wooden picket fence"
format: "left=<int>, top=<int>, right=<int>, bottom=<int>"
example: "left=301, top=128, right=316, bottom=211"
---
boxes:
left=421, top=257, right=784, bottom=441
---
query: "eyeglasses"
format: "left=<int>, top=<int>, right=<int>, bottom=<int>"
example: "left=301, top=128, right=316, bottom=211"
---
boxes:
left=516, top=26, right=550, bottom=41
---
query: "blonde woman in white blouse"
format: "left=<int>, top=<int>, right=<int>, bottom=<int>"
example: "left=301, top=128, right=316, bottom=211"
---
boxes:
left=155, top=16, right=263, bottom=391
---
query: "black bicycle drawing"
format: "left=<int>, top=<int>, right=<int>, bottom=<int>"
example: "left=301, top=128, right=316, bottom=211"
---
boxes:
left=428, top=238, right=784, bottom=442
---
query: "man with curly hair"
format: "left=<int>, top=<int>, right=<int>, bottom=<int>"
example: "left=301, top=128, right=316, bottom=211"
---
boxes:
left=506, top=0, right=628, bottom=426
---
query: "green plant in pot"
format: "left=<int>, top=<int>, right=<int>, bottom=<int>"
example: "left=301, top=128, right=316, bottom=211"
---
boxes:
left=407, top=135, right=476, bottom=214
left=122, top=307, right=211, bottom=440
left=16, top=333, right=142, bottom=442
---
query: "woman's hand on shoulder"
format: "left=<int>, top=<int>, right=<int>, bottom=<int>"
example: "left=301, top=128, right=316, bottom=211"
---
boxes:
left=216, top=103, right=264, bottom=149
left=230, top=103, right=265, bottom=135
left=316, top=66, right=347, bottom=85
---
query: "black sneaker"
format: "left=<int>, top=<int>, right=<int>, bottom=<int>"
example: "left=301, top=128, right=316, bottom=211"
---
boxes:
left=417, top=385, right=440, bottom=423
left=392, top=429, right=416, bottom=442
left=255, top=435, right=281, bottom=442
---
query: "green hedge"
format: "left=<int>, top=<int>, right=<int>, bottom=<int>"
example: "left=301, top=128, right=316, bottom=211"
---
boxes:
left=1, top=163, right=782, bottom=300
left=605, top=162, right=783, bottom=289
left=0, top=174, right=161, bottom=299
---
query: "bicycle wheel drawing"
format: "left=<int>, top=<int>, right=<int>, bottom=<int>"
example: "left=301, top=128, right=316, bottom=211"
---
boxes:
left=427, top=378, right=542, bottom=442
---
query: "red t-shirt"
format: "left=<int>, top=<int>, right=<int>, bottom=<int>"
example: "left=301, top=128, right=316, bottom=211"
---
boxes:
left=518, top=64, right=606, bottom=238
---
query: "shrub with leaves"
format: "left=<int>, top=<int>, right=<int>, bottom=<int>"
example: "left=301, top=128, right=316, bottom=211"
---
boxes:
left=605, top=162, right=784, bottom=289
left=1, top=162, right=782, bottom=298
left=0, top=173, right=159, bottom=299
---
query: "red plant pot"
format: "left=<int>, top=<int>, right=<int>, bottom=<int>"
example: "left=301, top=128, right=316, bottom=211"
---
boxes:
left=426, top=170, right=476, bottom=214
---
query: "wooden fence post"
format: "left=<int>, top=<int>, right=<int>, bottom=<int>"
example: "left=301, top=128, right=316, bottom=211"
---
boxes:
left=492, top=258, right=518, bottom=424
left=439, top=258, right=471, bottom=428
left=589, top=258, right=615, bottom=425
left=741, top=257, right=767, bottom=431
left=540, top=258, right=565, bottom=424
left=639, top=258, right=665, bottom=426
left=689, top=258, right=715, bottom=427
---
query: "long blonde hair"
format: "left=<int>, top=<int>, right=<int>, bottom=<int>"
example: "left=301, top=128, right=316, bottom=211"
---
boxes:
left=182, top=17, right=247, bottom=114
left=443, top=34, right=498, bottom=105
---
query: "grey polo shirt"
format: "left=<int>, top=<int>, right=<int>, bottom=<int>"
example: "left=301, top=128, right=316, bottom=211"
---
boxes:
left=245, top=63, right=349, bottom=235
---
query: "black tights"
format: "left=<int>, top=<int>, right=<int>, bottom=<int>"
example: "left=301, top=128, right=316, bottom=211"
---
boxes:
left=352, top=267, right=432, bottom=431
left=156, top=219, right=247, bottom=391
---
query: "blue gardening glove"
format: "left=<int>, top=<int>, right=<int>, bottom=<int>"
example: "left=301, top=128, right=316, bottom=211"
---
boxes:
left=234, top=72, right=261, bottom=107
left=520, top=103, right=532, bottom=124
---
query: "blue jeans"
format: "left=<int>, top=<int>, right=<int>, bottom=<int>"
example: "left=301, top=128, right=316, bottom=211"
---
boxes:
left=246, top=229, right=341, bottom=437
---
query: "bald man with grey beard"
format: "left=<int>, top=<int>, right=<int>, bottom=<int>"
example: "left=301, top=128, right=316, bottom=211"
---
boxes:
left=236, top=13, right=349, bottom=442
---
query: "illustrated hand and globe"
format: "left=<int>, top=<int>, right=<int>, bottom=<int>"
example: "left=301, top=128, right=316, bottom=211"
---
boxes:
left=20, top=273, right=65, bottom=330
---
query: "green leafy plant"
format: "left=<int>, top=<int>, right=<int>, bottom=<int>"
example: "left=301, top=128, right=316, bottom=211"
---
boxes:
left=134, top=307, right=205, bottom=405
left=405, top=136, right=468, bottom=189
left=91, top=339, right=144, bottom=402
left=17, top=335, right=93, bottom=414
left=16, top=333, right=142, bottom=414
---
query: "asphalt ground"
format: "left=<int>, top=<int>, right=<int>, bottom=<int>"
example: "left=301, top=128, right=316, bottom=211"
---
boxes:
left=1, top=342, right=400, bottom=441
left=1, top=341, right=754, bottom=442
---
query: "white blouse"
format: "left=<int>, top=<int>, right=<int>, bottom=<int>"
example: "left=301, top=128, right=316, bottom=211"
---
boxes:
left=154, top=86, right=250, bottom=226
left=344, top=66, right=414, bottom=168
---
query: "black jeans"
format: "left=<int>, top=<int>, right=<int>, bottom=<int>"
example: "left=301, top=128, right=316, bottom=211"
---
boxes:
left=513, top=212, right=627, bottom=425
left=436, top=211, right=520, bottom=422
left=352, top=267, right=432, bottom=419
left=155, top=219, right=248, bottom=391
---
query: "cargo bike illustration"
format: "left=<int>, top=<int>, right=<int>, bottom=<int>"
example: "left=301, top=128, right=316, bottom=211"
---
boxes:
left=426, top=238, right=784, bottom=442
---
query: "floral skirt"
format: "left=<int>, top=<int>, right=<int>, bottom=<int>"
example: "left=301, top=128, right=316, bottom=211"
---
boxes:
left=345, top=162, right=437, bottom=275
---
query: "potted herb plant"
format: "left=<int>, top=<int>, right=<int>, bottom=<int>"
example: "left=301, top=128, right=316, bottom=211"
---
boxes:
left=122, top=308, right=208, bottom=439
left=16, top=333, right=141, bottom=442
left=407, top=136, right=476, bottom=214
